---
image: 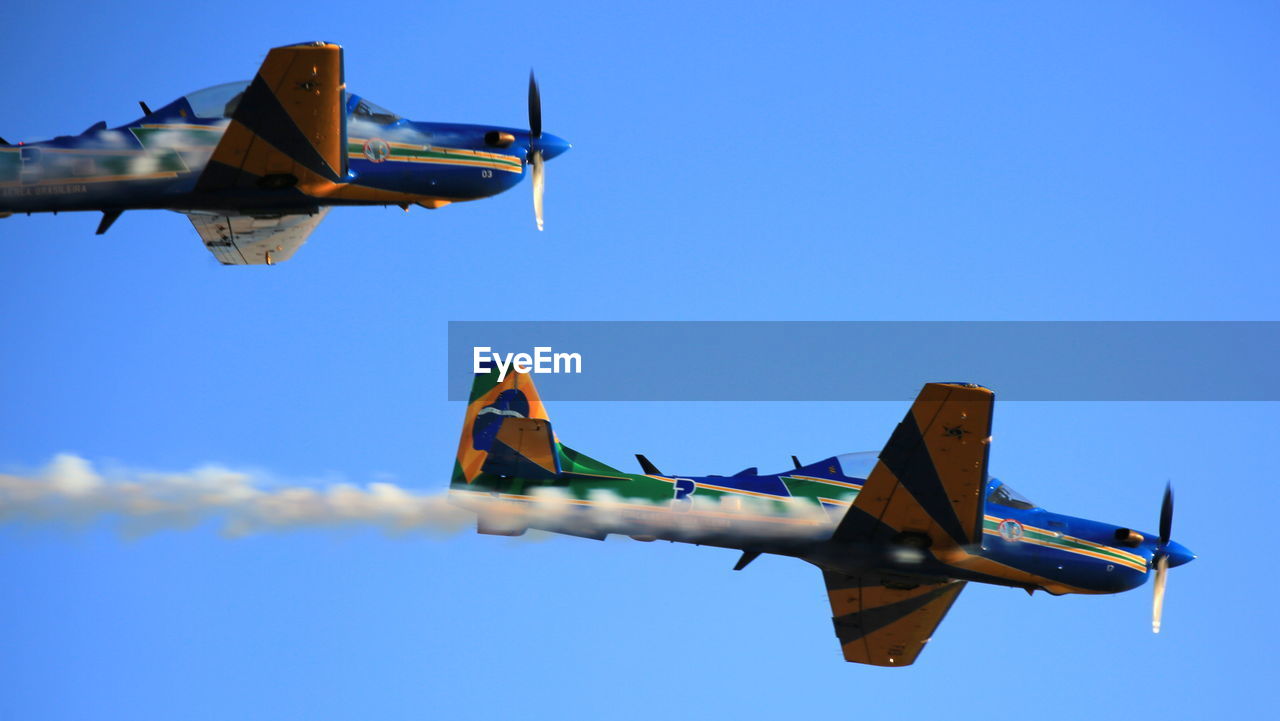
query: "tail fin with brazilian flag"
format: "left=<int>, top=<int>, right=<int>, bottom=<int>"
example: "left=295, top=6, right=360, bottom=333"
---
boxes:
left=450, top=367, right=629, bottom=535
left=453, top=367, right=560, bottom=486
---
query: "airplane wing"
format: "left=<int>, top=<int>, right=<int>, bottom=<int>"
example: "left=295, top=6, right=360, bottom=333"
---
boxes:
left=833, top=383, right=993, bottom=549
left=824, top=570, right=966, bottom=666
left=195, top=42, right=347, bottom=192
left=181, top=209, right=329, bottom=265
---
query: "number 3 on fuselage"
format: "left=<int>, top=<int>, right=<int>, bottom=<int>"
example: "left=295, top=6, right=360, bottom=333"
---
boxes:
left=0, top=42, right=570, bottom=264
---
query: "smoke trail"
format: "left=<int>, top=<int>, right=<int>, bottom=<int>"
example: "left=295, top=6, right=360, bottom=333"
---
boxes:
left=0, top=454, right=470, bottom=537
left=2, top=455, right=839, bottom=543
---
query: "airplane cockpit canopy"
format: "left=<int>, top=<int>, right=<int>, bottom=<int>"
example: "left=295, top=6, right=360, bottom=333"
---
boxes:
left=184, top=81, right=250, bottom=119
left=988, top=481, right=1037, bottom=510
left=346, top=94, right=401, bottom=124
left=834, top=452, right=878, bottom=479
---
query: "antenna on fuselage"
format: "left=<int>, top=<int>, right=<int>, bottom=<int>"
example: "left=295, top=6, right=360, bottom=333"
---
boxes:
left=635, top=454, right=663, bottom=476
left=96, top=210, right=123, bottom=235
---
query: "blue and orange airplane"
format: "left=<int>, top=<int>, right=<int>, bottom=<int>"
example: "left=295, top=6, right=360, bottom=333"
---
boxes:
left=451, top=368, right=1195, bottom=666
left=0, top=42, right=569, bottom=264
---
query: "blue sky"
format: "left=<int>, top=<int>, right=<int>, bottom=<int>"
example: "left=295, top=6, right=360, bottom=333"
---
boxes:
left=2, top=2, right=1277, bottom=719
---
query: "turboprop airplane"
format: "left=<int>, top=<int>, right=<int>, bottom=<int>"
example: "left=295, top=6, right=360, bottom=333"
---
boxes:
left=450, top=368, right=1195, bottom=667
left=0, top=42, right=569, bottom=264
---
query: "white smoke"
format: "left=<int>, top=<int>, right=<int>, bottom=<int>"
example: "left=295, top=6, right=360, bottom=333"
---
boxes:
left=0, top=454, right=470, bottom=537
left=1, top=455, right=840, bottom=543
left=451, top=485, right=837, bottom=543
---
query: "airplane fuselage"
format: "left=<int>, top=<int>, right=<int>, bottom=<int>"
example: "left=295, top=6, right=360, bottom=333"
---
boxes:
left=0, top=87, right=567, bottom=217
left=450, top=454, right=1191, bottom=597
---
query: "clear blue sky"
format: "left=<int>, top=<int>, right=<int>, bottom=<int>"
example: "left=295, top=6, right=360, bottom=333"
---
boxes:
left=2, top=2, right=1277, bottom=719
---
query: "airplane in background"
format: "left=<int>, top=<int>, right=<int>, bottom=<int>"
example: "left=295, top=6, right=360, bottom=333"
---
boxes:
left=0, top=42, right=569, bottom=264
left=450, top=369, right=1195, bottom=666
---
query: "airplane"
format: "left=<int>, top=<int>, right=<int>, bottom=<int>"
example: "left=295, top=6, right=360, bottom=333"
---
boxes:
left=0, top=42, right=569, bottom=264
left=449, top=367, right=1196, bottom=666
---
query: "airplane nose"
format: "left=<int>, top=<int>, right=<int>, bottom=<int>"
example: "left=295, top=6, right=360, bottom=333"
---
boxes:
left=533, top=133, right=571, bottom=161
left=1164, top=540, right=1196, bottom=568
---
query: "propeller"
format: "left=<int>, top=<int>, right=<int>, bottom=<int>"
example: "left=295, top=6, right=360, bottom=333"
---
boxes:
left=531, top=149, right=545, bottom=232
left=1151, top=483, right=1174, bottom=633
left=528, top=70, right=542, bottom=140
left=528, top=71, right=545, bottom=231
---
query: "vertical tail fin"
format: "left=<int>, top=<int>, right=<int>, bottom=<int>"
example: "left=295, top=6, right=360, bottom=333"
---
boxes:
left=452, top=367, right=559, bottom=488
left=196, top=42, right=347, bottom=192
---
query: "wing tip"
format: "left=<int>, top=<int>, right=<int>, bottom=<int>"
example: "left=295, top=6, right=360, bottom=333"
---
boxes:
left=273, top=40, right=344, bottom=51
left=926, top=381, right=994, bottom=394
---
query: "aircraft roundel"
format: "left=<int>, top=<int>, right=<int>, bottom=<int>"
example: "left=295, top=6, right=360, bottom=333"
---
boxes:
left=998, top=518, right=1024, bottom=542
left=363, top=138, right=390, bottom=163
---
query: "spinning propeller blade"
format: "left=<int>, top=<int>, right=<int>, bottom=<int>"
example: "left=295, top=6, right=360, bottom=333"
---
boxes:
left=1159, top=482, right=1173, bottom=546
left=528, top=71, right=545, bottom=230
left=532, top=150, right=545, bottom=232
left=1152, top=553, right=1169, bottom=633
left=1152, top=483, right=1174, bottom=633
left=528, top=71, right=542, bottom=140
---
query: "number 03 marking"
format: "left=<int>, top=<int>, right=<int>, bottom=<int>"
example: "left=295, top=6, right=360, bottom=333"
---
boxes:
left=480, top=169, right=493, bottom=178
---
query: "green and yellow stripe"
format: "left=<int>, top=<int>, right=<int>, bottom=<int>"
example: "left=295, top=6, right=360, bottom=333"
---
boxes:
left=982, top=515, right=1148, bottom=572
left=348, top=138, right=523, bottom=174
